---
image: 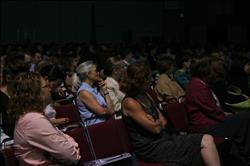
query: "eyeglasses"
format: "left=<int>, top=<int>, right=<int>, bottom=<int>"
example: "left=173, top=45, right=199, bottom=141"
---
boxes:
left=41, top=84, right=50, bottom=89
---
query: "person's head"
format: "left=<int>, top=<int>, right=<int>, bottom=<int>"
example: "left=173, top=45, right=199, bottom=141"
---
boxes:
left=9, top=72, right=51, bottom=120
left=126, top=61, right=151, bottom=97
left=156, top=56, right=175, bottom=75
left=175, top=54, right=191, bottom=70
left=190, top=56, right=225, bottom=84
left=71, top=60, right=100, bottom=92
left=38, top=64, right=65, bottom=93
left=103, top=56, right=125, bottom=78
left=33, top=51, right=42, bottom=64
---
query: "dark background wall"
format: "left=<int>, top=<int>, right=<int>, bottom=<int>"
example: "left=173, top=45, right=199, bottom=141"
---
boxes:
left=0, top=0, right=249, bottom=44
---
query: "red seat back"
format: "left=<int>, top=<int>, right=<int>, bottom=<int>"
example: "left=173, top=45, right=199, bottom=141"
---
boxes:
left=54, top=104, right=81, bottom=123
left=87, top=118, right=133, bottom=159
left=0, top=146, right=19, bottom=166
left=162, top=102, right=189, bottom=132
left=66, top=127, right=93, bottom=162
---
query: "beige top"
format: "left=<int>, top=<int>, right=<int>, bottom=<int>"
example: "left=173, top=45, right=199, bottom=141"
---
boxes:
left=106, top=77, right=125, bottom=112
left=155, top=74, right=185, bottom=101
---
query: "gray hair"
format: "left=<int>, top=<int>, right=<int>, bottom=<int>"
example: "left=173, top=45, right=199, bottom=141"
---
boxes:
left=71, top=60, right=95, bottom=92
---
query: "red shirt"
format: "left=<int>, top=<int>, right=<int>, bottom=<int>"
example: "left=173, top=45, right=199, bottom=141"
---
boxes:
left=185, top=77, right=225, bottom=132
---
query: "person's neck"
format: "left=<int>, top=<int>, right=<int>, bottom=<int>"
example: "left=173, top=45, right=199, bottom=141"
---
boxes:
left=179, top=68, right=186, bottom=72
left=84, top=79, right=94, bottom=87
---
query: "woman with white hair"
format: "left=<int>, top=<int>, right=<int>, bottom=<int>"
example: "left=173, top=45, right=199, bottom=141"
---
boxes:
left=72, top=61, right=114, bottom=126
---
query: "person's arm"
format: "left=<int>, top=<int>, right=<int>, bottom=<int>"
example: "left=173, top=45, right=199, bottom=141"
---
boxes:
left=49, top=117, right=69, bottom=126
left=98, top=79, right=114, bottom=114
left=122, top=97, right=166, bottom=134
left=78, top=89, right=113, bottom=115
left=25, top=115, right=81, bottom=164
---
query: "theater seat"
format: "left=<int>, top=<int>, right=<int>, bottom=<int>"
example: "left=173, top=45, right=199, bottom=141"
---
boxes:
left=160, top=102, right=189, bottom=133
left=54, top=103, right=81, bottom=123
left=0, top=145, right=19, bottom=166
left=136, top=160, right=167, bottom=166
left=67, top=118, right=166, bottom=166
left=66, top=127, right=93, bottom=162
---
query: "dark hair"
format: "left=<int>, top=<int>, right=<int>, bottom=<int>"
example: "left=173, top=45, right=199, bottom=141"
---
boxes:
left=175, top=54, right=191, bottom=69
left=156, top=56, right=174, bottom=74
left=38, top=64, right=64, bottom=82
left=126, top=61, right=150, bottom=97
left=103, top=56, right=122, bottom=77
left=190, top=56, right=225, bottom=84
left=8, top=72, right=43, bottom=120
left=190, top=56, right=211, bottom=81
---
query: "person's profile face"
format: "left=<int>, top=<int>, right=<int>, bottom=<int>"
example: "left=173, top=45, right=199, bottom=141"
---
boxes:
left=40, top=77, right=52, bottom=104
left=88, top=65, right=101, bottom=82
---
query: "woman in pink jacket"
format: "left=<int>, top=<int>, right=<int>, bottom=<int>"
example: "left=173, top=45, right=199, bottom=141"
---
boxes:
left=9, top=72, right=81, bottom=166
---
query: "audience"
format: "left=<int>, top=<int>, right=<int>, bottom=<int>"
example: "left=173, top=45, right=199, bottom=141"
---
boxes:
left=9, top=72, right=81, bottom=165
left=155, top=56, right=185, bottom=103
left=103, top=56, right=127, bottom=114
left=1, top=41, right=250, bottom=165
left=174, top=53, right=192, bottom=89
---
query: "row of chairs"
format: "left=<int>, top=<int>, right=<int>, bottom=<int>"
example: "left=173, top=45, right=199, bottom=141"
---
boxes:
left=0, top=100, right=238, bottom=166
left=55, top=103, right=167, bottom=166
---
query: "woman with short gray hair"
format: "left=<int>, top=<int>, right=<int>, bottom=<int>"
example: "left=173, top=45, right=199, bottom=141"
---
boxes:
left=72, top=61, right=114, bottom=126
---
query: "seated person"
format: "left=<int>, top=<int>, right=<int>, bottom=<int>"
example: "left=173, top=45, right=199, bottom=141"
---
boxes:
left=72, top=61, right=114, bottom=126
left=38, top=63, right=75, bottom=105
left=228, top=56, right=250, bottom=96
left=155, top=56, right=185, bottom=103
left=103, top=56, right=127, bottom=117
left=174, top=54, right=192, bottom=89
left=185, top=56, right=250, bottom=161
left=0, top=83, right=12, bottom=142
left=122, top=61, right=221, bottom=166
left=9, top=72, right=81, bottom=165
left=1, top=53, right=30, bottom=139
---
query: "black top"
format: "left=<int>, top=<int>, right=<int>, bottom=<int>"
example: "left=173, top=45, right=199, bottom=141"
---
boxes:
left=0, top=90, right=14, bottom=138
left=123, top=92, right=203, bottom=165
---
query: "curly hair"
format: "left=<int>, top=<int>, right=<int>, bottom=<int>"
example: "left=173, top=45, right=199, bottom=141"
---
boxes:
left=9, top=72, right=44, bottom=120
left=126, top=61, right=151, bottom=97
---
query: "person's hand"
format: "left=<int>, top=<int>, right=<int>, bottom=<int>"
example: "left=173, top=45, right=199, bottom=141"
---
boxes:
left=146, top=114, right=155, bottom=122
left=52, top=118, right=70, bottom=125
left=146, top=114, right=161, bottom=124
left=56, top=87, right=65, bottom=97
left=98, top=79, right=108, bottom=94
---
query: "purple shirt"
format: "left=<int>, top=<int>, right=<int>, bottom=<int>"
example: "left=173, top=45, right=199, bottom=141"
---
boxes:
left=185, top=77, right=225, bottom=132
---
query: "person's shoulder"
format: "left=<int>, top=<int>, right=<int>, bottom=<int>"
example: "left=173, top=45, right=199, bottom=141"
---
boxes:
left=17, top=112, right=47, bottom=129
left=22, top=112, right=45, bottom=121
left=123, top=97, right=139, bottom=109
